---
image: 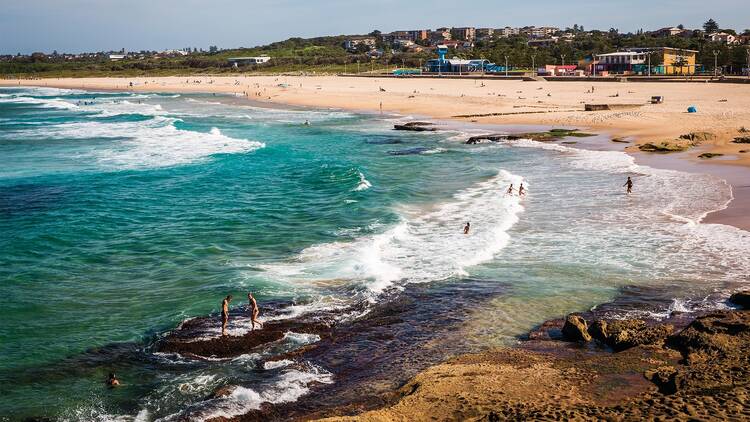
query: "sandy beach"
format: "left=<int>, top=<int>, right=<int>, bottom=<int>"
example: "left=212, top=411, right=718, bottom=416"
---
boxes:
left=4, top=75, right=749, bottom=229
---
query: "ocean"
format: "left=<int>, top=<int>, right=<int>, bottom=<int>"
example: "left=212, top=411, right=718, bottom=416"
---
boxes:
left=0, top=86, right=748, bottom=420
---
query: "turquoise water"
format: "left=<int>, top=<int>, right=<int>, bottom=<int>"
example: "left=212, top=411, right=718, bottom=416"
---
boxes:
left=1, top=87, right=748, bottom=420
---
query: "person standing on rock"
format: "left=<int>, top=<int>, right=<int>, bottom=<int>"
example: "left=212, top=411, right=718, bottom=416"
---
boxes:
left=248, top=292, right=263, bottom=330
left=221, top=295, right=232, bottom=336
left=623, top=177, right=633, bottom=194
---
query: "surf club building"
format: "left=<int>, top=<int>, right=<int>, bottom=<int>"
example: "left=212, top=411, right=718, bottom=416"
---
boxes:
left=594, top=48, right=699, bottom=75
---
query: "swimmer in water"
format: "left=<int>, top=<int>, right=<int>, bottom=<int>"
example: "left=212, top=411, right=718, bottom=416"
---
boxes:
left=463, top=222, right=471, bottom=234
left=623, top=176, right=633, bottom=194
left=518, top=183, right=526, bottom=196
left=248, top=292, right=263, bottom=330
left=304, top=119, right=310, bottom=126
left=506, top=184, right=514, bottom=195
left=106, top=373, right=120, bottom=388
left=221, top=295, right=232, bottom=336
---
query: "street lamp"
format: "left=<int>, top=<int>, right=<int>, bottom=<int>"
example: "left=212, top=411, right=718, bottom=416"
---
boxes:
left=561, top=54, right=566, bottom=67
left=713, top=50, right=719, bottom=78
left=505, top=55, right=509, bottom=77
left=531, top=53, right=536, bottom=73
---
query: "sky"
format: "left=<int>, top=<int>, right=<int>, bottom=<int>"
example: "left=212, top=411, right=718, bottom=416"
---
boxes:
left=1, top=0, right=748, bottom=54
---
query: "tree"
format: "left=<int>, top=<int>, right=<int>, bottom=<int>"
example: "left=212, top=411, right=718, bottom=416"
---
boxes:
left=677, top=24, right=685, bottom=30
left=703, top=19, right=719, bottom=34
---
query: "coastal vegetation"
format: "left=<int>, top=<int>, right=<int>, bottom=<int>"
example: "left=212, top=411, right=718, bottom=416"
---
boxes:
left=2, top=23, right=749, bottom=78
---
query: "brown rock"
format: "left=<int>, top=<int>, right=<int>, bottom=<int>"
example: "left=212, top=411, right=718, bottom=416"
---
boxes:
left=562, top=314, right=592, bottom=342
left=588, top=320, right=609, bottom=342
left=645, top=366, right=680, bottom=395
left=606, top=319, right=673, bottom=352
left=667, top=311, right=750, bottom=361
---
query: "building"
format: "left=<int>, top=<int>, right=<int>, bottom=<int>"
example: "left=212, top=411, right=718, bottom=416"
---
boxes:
left=523, top=26, right=559, bottom=38
left=393, top=39, right=415, bottom=49
left=650, top=27, right=685, bottom=37
left=108, top=54, right=126, bottom=61
left=595, top=48, right=698, bottom=75
left=343, top=38, right=376, bottom=52
left=227, top=56, right=271, bottom=66
left=429, top=28, right=452, bottom=44
left=594, top=51, right=648, bottom=74
left=453, top=27, right=476, bottom=41
left=387, top=29, right=429, bottom=42
left=707, top=32, right=739, bottom=45
left=497, top=27, right=520, bottom=37
left=476, top=28, right=495, bottom=40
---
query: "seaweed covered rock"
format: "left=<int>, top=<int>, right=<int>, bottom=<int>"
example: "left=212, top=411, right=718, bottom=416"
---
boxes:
left=562, top=314, right=591, bottom=342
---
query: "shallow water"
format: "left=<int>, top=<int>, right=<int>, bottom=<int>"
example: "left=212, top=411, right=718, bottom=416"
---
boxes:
left=1, top=87, right=749, bottom=420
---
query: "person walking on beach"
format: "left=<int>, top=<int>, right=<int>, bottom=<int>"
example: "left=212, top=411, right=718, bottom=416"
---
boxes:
left=221, top=295, right=232, bottom=336
left=623, top=177, right=633, bottom=194
left=518, top=183, right=526, bottom=196
left=506, top=184, right=514, bottom=195
left=463, top=222, right=471, bottom=234
left=248, top=292, right=263, bottom=330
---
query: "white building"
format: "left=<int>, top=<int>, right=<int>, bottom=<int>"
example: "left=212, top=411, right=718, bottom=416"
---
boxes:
left=227, top=56, right=271, bottom=66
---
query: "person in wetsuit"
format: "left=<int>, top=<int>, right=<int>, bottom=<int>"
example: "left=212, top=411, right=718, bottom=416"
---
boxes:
left=463, top=222, right=471, bottom=234
left=519, top=183, right=526, bottom=196
left=624, top=177, right=633, bottom=194
left=506, top=184, right=514, bottom=195
left=221, top=295, right=232, bottom=336
left=248, top=292, right=263, bottom=330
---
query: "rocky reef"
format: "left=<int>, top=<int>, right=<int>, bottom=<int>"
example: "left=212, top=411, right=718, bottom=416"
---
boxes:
left=316, top=292, right=750, bottom=421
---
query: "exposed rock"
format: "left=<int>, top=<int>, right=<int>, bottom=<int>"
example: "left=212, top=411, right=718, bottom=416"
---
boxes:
left=732, top=136, right=750, bottom=144
left=606, top=319, right=673, bottom=352
left=394, top=122, right=437, bottom=132
left=729, top=291, right=750, bottom=309
left=645, top=366, right=680, bottom=394
left=638, top=141, right=689, bottom=152
left=667, top=311, right=750, bottom=362
left=679, top=132, right=714, bottom=143
left=588, top=319, right=609, bottom=342
left=698, top=152, right=723, bottom=159
left=561, top=314, right=591, bottom=342
left=210, top=385, right=237, bottom=399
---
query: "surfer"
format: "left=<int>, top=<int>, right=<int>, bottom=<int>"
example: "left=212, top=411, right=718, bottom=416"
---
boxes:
left=506, top=184, right=514, bottom=195
left=623, top=176, right=633, bottom=194
left=106, top=373, right=120, bottom=388
left=519, top=183, right=526, bottom=196
left=463, top=222, right=471, bottom=234
left=304, top=119, right=310, bottom=126
left=248, top=292, right=263, bottom=330
left=221, top=295, right=232, bottom=336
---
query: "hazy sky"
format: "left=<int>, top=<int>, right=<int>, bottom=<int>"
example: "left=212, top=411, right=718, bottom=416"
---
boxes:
left=1, top=0, right=747, bottom=54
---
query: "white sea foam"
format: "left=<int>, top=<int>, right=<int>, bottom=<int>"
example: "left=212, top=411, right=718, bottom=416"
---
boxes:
left=353, top=171, right=372, bottom=191
left=263, top=359, right=295, bottom=370
left=261, top=170, right=525, bottom=293
left=0, top=95, right=78, bottom=109
left=158, top=365, right=333, bottom=421
left=16, top=117, right=264, bottom=169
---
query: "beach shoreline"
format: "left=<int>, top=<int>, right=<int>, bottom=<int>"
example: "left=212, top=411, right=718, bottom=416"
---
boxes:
left=3, top=75, right=748, bottom=230
left=3, top=79, right=749, bottom=420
